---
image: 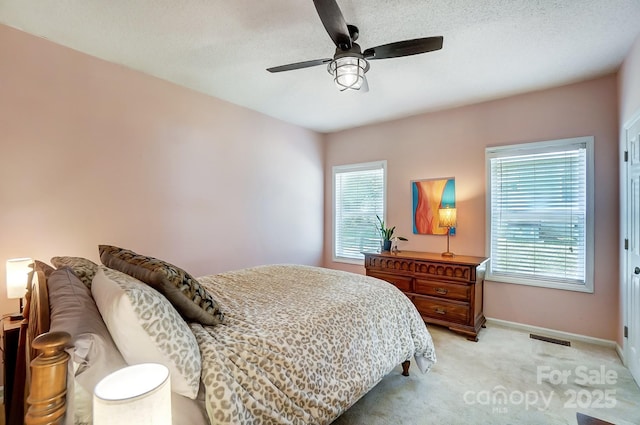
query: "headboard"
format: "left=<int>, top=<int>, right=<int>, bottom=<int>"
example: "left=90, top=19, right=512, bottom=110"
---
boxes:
left=14, top=262, right=71, bottom=425
left=24, top=265, right=50, bottom=358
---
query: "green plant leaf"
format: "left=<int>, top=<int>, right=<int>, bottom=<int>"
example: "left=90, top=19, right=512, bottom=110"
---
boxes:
left=375, top=215, right=409, bottom=241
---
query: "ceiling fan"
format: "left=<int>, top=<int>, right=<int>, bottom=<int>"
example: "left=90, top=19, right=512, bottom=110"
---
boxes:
left=266, top=0, right=443, bottom=92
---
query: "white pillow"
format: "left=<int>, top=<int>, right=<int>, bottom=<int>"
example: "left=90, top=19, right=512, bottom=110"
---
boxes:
left=92, top=266, right=201, bottom=399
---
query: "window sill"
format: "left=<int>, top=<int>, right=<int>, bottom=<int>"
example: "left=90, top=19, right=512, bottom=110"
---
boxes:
left=332, top=256, right=364, bottom=266
left=486, top=274, right=593, bottom=293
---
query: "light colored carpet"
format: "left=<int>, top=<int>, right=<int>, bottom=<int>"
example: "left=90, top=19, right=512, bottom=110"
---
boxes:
left=333, top=323, right=640, bottom=425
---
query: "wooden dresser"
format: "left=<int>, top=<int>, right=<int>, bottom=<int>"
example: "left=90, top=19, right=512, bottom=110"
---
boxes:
left=364, top=251, right=489, bottom=341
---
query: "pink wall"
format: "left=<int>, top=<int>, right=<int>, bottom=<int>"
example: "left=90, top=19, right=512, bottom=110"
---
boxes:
left=324, top=75, right=620, bottom=341
left=0, top=24, right=325, bottom=317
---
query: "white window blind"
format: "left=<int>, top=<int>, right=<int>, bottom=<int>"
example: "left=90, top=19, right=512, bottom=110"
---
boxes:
left=333, top=161, right=386, bottom=262
left=486, top=137, right=594, bottom=292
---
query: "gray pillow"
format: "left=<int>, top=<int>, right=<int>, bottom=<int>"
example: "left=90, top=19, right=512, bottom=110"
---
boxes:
left=48, top=267, right=127, bottom=424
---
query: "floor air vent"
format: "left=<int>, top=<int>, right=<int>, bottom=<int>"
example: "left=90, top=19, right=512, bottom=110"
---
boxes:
left=529, top=334, right=571, bottom=346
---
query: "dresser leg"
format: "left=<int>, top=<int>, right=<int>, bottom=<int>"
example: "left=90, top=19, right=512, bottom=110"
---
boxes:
left=448, top=326, right=480, bottom=342
left=401, top=360, right=410, bottom=376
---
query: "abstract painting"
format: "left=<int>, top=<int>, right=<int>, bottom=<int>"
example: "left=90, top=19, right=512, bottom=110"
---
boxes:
left=412, top=178, right=456, bottom=235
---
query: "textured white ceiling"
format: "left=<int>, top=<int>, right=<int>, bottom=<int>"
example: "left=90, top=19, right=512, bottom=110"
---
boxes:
left=2, top=0, right=640, bottom=132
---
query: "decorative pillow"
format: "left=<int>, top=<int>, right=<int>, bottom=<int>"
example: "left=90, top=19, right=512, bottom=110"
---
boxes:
left=47, top=267, right=128, bottom=425
left=50, top=256, right=98, bottom=289
left=92, top=266, right=201, bottom=399
left=34, top=260, right=55, bottom=278
left=98, top=245, right=224, bottom=325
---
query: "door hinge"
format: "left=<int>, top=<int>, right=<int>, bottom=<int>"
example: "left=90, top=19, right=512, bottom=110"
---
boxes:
left=624, top=326, right=628, bottom=338
left=625, top=151, right=629, bottom=162
left=625, top=239, right=629, bottom=250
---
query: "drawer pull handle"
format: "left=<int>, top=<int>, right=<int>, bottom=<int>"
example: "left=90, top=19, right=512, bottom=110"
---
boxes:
left=434, top=308, right=446, bottom=315
left=435, top=288, right=448, bottom=295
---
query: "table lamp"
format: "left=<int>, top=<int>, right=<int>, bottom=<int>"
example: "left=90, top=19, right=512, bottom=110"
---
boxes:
left=438, top=207, right=457, bottom=257
left=94, top=363, right=171, bottom=425
left=6, top=257, right=33, bottom=319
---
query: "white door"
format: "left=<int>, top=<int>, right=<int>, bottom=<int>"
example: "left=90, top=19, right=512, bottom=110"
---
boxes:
left=624, top=112, right=640, bottom=387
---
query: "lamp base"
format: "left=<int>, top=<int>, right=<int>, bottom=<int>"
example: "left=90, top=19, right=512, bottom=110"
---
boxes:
left=442, top=229, right=455, bottom=257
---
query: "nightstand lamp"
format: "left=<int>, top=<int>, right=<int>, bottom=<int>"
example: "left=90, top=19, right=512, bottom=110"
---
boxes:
left=6, top=257, right=33, bottom=319
left=438, top=207, right=457, bottom=257
left=94, top=363, right=172, bottom=425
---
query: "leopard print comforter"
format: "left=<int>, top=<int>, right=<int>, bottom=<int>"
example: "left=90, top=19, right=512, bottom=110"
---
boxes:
left=192, top=264, right=436, bottom=425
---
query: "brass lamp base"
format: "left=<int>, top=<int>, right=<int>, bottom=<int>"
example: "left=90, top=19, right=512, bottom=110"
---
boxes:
left=441, top=228, right=455, bottom=257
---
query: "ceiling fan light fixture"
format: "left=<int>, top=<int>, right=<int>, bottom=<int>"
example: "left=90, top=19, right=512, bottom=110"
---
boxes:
left=267, top=1, right=444, bottom=95
left=327, top=55, right=369, bottom=91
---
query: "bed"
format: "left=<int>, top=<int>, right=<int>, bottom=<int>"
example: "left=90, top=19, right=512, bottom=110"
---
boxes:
left=17, top=245, right=437, bottom=425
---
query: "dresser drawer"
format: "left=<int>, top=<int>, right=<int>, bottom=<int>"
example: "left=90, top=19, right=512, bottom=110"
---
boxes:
left=413, top=260, right=476, bottom=283
left=414, top=279, right=470, bottom=301
left=365, top=256, right=414, bottom=274
left=368, top=271, right=413, bottom=293
left=413, top=296, right=470, bottom=325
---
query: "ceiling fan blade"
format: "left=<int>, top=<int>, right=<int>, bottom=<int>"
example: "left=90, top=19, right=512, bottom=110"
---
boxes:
left=267, top=58, right=332, bottom=73
left=363, top=36, right=443, bottom=60
left=313, top=0, right=352, bottom=50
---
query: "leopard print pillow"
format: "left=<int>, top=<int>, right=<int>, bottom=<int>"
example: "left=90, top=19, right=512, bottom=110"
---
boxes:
left=34, top=260, right=55, bottom=278
left=98, top=245, right=224, bottom=325
left=92, top=266, right=201, bottom=399
left=50, top=256, right=98, bottom=289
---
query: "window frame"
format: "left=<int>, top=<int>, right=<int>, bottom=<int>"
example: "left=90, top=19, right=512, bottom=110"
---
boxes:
left=332, top=160, right=387, bottom=265
left=485, top=137, right=595, bottom=293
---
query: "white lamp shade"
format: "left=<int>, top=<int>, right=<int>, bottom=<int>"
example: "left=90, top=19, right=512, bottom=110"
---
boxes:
left=94, top=363, right=171, bottom=425
left=6, top=257, right=32, bottom=299
left=438, top=208, right=457, bottom=228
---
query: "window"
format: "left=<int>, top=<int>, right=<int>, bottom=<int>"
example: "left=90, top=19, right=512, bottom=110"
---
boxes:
left=486, top=137, right=594, bottom=292
left=333, top=161, right=386, bottom=263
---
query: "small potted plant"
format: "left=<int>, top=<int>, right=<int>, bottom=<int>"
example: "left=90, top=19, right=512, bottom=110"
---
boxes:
left=376, top=215, right=408, bottom=251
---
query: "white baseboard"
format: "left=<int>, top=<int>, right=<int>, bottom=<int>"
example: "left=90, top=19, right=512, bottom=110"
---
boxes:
left=485, top=317, right=617, bottom=349
left=616, top=343, right=625, bottom=364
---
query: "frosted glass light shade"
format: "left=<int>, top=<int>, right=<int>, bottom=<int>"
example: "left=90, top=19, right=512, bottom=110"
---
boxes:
left=94, top=363, right=171, bottom=425
left=6, top=258, right=32, bottom=299
left=438, top=208, right=457, bottom=228
left=328, top=56, right=369, bottom=91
